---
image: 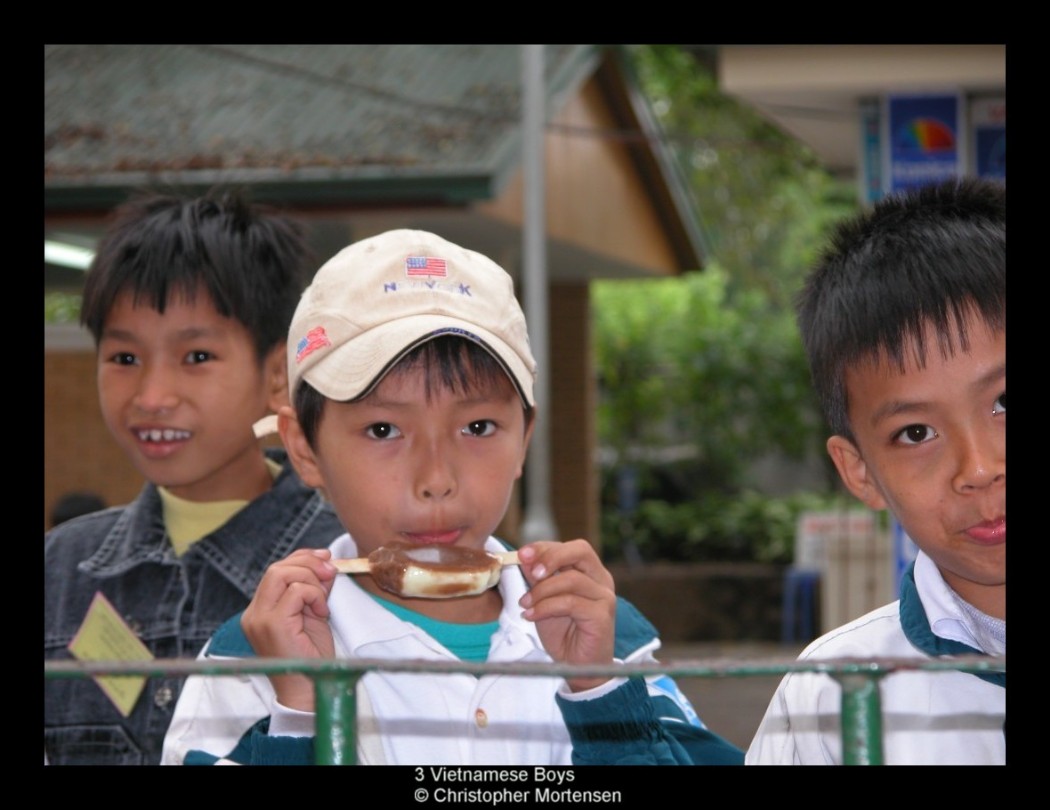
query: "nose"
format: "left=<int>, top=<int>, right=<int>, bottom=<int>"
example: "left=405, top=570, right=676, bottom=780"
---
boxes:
left=952, top=426, right=1005, bottom=493
left=133, top=362, right=179, bottom=414
left=414, top=438, right=456, bottom=501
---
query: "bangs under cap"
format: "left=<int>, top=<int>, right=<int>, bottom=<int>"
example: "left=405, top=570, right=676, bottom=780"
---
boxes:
left=286, top=229, right=537, bottom=407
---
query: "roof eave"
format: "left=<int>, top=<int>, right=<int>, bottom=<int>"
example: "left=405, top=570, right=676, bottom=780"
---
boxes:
left=598, top=46, right=710, bottom=272
left=44, top=168, right=500, bottom=213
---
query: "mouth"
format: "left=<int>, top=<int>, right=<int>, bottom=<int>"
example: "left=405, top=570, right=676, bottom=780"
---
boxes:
left=400, top=529, right=464, bottom=546
left=965, top=516, right=1005, bottom=545
left=135, top=428, right=192, bottom=443
left=131, top=426, right=192, bottom=459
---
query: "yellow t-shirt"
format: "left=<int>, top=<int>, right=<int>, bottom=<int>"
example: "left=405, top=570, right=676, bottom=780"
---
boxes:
left=159, top=458, right=282, bottom=556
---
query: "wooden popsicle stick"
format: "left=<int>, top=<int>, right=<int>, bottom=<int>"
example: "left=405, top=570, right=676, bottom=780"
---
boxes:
left=333, top=557, right=372, bottom=574
left=332, top=549, right=519, bottom=575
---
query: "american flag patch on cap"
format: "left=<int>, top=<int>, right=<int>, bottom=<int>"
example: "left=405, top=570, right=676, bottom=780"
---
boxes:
left=405, top=255, right=448, bottom=278
left=296, top=326, right=331, bottom=363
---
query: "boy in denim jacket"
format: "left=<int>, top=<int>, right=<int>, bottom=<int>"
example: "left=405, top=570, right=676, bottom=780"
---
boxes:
left=44, top=189, right=344, bottom=765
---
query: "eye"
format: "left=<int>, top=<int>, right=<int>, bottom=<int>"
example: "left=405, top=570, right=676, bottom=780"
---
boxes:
left=895, top=423, right=937, bottom=446
left=463, top=419, right=496, bottom=437
left=365, top=422, right=401, bottom=440
left=184, top=350, right=213, bottom=364
left=992, top=391, right=1006, bottom=415
left=108, top=352, right=137, bottom=366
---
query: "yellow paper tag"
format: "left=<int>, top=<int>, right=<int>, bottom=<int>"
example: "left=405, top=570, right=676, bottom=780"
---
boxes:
left=67, top=592, right=154, bottom=717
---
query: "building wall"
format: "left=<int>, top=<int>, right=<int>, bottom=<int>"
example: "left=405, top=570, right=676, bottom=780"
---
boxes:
left=548, top=282, right=598, bottom=546
left=717, top=44, right=1006, bottom=178
left=488, top=282, right=598, bottom=551
left=44, top=335, right=144, bottom=530
left=480, top=72, right=683, bottom=277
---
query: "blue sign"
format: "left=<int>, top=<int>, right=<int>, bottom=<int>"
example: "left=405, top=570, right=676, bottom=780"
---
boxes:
left=972, top=98, right=1006, bottom=181
left=976, top=127, right=1006, bottom=179
left=860, top=100, right=884, bottom=203
left=886, top=93, right=962, bottom=192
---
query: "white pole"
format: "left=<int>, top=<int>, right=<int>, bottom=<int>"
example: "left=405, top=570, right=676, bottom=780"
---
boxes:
left=520, top=44, right=558, bottom=544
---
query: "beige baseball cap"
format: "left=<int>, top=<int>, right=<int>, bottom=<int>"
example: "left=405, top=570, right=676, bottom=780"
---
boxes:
left=287, top=229, right=536, bottom=407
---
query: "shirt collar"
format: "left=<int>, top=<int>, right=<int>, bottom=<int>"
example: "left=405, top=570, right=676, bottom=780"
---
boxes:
left=78, top=449, right=314, bottom=598
left=327, top=534, right=547, bottom=661
left=901, top=551, right=1005, bottom=687
left=913, top=550, right=997, bottom=652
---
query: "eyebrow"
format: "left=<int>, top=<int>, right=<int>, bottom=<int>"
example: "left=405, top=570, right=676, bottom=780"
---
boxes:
left=975, top=361, right=1007, bottom=390
left=100, top=326, right=224, bottom=343
left=364, top=395, right=509, bottom=409
left=868, top=361, right=1006, bottom=427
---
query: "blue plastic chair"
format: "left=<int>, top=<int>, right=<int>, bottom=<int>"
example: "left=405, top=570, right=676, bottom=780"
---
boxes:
left=781, top=567, right=820, bottom=643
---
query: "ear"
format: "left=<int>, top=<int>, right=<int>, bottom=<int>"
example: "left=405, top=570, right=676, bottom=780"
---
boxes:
left=826, top=435, right=887, bottom=511
left=264, top=342, right=290, bottom=413
left=277, top=405, right=325, bottom=490
left=516, top=408, right=537, bottom=479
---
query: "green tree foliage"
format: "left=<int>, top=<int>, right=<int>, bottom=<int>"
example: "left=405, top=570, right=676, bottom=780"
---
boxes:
left=595, top=269, right=820, bottom=478
left=593, top=46, right=859, bottom=563
left=45, top=291, right=82, bottom=324
left=629, top=44, right=856, bottom=305
left=605, top=489, right=848, bottom=564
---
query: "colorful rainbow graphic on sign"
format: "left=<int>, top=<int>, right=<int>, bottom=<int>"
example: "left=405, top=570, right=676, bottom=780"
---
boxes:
left=896, top=117, right=956, bottom=152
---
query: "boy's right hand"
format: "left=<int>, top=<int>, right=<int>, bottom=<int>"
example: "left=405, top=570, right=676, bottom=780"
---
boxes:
left=516, top=539, right=617, bottom=692
left=240, top=548, right=339, bottom=712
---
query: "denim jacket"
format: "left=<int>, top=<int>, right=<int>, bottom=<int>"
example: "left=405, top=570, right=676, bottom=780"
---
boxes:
left=43, top=448, right=344, bottom=765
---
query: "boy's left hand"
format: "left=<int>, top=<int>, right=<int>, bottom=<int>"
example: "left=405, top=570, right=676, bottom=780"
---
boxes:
left=517, top=539, right=616, bottom=692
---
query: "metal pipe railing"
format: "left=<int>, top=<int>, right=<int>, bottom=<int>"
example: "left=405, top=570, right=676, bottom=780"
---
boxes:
left=45, top=653, right=1005, bottom=765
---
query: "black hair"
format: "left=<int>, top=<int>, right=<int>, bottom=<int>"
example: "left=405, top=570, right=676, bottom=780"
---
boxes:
left=80, top=187, right=311, bottom=363
left=294, top=336, right=534, bottom=448
left=796, top=176, right=1005, bottom=441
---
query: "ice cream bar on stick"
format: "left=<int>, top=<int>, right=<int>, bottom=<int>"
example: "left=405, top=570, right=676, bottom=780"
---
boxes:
left=333, top=543, right=520, bottom=599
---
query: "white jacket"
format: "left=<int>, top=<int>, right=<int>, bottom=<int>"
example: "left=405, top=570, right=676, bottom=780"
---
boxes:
left=161, top=534, right=735, bottom=765
left=746, top=551, right=1005, bottom=765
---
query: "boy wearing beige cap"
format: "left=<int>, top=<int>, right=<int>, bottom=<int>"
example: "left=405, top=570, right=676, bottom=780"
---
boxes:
left=162, top=229, right=743, bottom=766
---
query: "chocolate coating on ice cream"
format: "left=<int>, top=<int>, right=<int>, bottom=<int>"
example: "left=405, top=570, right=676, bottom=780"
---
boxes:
left=367, top=543, right=502, bottom=598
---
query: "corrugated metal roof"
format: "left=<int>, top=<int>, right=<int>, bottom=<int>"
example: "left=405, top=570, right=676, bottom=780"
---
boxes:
left=44, top=44, right=596, bottom=192
left=45, top=44, right=708, bottom=272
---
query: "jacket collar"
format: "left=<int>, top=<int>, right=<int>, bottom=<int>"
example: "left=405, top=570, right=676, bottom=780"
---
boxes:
left=899, top=557, right=1005, bottom=688
left=77, top=449, right=322, bottom=598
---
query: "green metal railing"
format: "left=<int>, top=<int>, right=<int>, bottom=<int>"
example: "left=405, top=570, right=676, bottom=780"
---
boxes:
left=45, top=653, right=1004, bottom=765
